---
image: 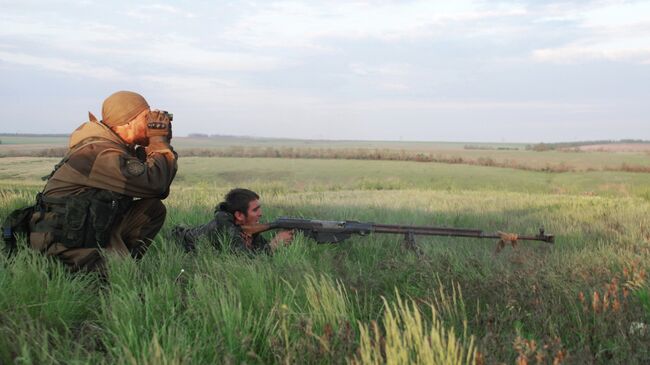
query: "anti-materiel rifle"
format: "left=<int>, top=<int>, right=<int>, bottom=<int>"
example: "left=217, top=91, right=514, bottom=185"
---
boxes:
left=242, top=217, right=554, bottom=250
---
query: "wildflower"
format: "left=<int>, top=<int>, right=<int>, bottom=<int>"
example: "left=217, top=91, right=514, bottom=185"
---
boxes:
left=608, top=278, right=618, bottom=297
left=553, top=350, right=566, bottom=365
left=592, top=292, right=600, bottom=313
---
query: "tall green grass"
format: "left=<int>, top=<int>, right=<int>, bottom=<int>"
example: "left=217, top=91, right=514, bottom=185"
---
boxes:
left=1, top=156, right=650, bottom=363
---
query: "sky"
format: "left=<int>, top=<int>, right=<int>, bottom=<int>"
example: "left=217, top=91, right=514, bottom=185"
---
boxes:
left=0, top=0, right=649, bottom=142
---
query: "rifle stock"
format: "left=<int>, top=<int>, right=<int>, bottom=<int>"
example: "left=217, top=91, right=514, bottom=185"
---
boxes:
left=241, top=223, right=274, bottom=236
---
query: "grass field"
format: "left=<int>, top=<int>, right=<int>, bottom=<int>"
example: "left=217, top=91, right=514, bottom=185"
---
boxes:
left=1, top=146, right=650, bottom=363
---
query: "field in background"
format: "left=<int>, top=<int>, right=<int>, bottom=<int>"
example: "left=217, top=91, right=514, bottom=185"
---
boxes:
left=0, top=134, right=516, bottom=149
left=2, top=135, right=649, bottom=173
left=1, top=138, right=650, bottom=363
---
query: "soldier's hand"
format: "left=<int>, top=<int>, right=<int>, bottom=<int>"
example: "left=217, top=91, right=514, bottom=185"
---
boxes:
left=275, top=230, right=294, bottom=246
left=146, top=110, right=172, bottom=139
left=269, top=230, right=294, bottom=252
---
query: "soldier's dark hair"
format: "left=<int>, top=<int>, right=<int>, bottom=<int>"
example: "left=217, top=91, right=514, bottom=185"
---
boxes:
left=216, top=188, right=260, bottom=217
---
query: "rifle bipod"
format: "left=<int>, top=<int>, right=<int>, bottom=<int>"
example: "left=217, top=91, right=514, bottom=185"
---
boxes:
left=403, top=231, right=425, bottom=257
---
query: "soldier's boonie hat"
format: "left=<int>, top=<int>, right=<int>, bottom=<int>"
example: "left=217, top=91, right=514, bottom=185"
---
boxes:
left=102, top=91, right=150, bottom=127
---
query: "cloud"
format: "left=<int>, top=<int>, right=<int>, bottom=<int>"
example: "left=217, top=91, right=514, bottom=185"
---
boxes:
left=0, top=50, right=124, bottom=80
left=377, top=82, right=410, bottom=92
left=0, top=13, right=290, bottom=73
left=0, top=14, right=133, bottom=43
left=349, top=63, right=412, bottom=77
left=581, top=0, right=650, bottom=28
left=140, top=73, right=323, bottom=106
left=145, top=40, right=290, bottom=72
left=345, top=99, right=601, bottom=112
left=530, top=21, right=650, bottom=64
left=125, top=3, right=197, bottom=21
left=529, top=1, right=650, bottom=64
left=347, top=62, right=415, bottom=92
left=221, top=1, right=527, bottom=49
left=532, top=46, right=650, bottom=64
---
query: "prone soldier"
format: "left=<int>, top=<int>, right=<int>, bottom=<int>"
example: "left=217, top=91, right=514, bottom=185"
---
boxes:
left=26, top=91, right=177, bottom=272
left=172, top=188, right=293, bottom=254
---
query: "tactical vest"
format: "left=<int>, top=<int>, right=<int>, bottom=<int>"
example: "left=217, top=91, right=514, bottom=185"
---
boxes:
left=32, top=189, right=132, bottom=249
left=2, top=138, right=133, bottom=253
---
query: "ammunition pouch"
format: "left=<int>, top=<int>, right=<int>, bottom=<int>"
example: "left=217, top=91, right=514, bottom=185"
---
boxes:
left=2, top=205, right=35, bottom=255
left=37, top=190, right=133, bottom=249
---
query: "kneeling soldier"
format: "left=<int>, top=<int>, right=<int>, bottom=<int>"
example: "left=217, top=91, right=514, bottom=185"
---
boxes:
left=27, top=91, right=177, bottom=272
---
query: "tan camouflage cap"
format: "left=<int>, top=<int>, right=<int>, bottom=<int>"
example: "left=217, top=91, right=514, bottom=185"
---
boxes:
left=101, top=91, right=150, bottom=127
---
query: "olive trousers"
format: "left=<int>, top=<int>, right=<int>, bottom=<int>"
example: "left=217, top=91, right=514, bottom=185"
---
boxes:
left=29, top=198, right=166, bottom=272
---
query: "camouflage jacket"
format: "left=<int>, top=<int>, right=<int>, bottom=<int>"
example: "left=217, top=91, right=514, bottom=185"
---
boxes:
left=43, top=120, right=177, bottom=198
left=175, top=210, right=270, bottom=254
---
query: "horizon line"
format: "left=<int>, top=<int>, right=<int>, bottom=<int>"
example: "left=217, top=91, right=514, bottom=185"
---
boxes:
left=0, top=132, right=649, bottom=145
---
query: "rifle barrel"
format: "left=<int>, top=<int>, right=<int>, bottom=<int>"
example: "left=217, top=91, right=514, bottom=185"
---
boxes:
left=372, top=223, right=482, bottom=235
left=371, top=223, right=553, bottom=243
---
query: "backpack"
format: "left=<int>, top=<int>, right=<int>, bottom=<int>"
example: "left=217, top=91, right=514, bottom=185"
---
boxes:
left=2, top=205, right=35, bottom=255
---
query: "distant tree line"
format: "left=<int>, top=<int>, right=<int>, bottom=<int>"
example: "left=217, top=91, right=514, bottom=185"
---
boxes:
left=0, top=133, right=69, bottom=137
left=526, top=139, right=650, bottom=151
left=187, top=133, right=274, bottom=141
left=464, top=145, right=519, bottom=151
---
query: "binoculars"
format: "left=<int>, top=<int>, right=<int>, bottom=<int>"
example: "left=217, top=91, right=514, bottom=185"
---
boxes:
left=161, top=111, right=173, bottom=121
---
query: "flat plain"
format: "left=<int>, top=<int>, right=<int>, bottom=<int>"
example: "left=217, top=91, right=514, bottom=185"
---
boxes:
left=1, top=137, right=650, bottom=364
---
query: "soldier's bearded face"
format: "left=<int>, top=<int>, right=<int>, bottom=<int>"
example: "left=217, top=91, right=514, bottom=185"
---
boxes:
left=112, top=109, right=150, bottom=146
left=244, top=199, right=262, bottom=225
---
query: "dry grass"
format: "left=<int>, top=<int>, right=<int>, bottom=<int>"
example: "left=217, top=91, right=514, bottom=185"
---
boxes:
left=351, top=290, right=476, bottom=365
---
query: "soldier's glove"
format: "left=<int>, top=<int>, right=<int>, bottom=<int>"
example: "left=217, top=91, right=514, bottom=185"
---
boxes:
left=145, top=110, right=175, bottom=158
left=146, top=110, right=172, bottom=139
